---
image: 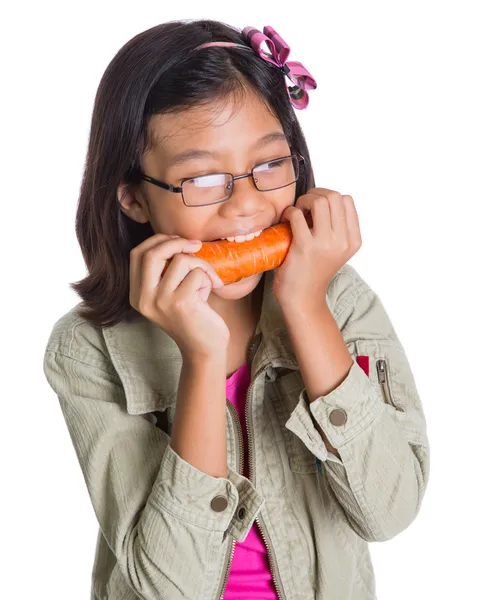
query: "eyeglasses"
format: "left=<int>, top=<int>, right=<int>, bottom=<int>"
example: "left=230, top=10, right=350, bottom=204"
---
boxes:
left=138, top=153, right=304, bottom=207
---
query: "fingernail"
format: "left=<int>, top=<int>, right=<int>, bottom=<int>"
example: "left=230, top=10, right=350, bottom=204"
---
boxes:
left=189, top=239, right=202, bottom=245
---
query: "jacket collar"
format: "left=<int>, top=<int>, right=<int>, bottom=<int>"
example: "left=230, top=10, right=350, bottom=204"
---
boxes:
left=103, top=269, right=301, bottom=415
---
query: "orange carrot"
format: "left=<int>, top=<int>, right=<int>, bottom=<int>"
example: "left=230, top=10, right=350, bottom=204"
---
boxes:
left=161, top=222, right=294, bottom=285
left=196, top=223, right=295, bottom=284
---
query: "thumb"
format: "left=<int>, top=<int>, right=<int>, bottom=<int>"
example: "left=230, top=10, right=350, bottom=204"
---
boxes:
left=198, top=283, right=212, bottom=302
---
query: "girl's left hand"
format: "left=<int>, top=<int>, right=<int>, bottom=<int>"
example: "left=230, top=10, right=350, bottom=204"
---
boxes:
left=273, top=188, right=362, bottom=308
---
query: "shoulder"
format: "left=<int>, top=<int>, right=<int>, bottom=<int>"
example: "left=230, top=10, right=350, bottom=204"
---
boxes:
left=43, top=304, right=125, bottom=404
left=43, top=303, right=126, bottom=402
left=44, top=302, right=112, bottom=370
left=327, top=262, right=373, bottom=316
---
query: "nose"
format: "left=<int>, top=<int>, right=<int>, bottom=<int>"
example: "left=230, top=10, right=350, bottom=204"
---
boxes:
left=224, top=173, right=266, bottom=216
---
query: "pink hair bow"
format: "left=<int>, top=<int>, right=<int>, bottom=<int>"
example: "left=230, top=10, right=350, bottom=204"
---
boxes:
left=242, top=25, right=317, bottom=110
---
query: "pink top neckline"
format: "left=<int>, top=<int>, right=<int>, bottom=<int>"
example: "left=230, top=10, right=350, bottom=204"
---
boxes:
left=226, top=362, right=250, bottom=390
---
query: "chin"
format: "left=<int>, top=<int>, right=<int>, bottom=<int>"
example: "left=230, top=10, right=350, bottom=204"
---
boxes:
left=212, top=271, right=263, bottom=298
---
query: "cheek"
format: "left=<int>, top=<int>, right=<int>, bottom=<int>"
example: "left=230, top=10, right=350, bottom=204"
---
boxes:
left=275, top=189, right=297, bottom=217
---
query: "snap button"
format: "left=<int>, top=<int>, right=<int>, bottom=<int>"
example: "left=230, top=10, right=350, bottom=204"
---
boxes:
left=237, top=506, right=246, bottom=520
left=210, top=495, right=228, bottom=512
left=329, top=408, right=347, bottom=426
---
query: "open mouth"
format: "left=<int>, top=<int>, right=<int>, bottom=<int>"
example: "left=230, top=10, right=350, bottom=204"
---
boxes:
left=207, top=227, right=271, bottom=244
left=207, top=236, right=258, bottom=243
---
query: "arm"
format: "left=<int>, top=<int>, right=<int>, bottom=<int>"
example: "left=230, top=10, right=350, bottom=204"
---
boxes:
left=171, top=355, right=228, bottom=478
left=280, top=300, right=352, bottom=460
left=43, top=331, right=262, bottom=599
left=281, top=267, right=430, bottom=542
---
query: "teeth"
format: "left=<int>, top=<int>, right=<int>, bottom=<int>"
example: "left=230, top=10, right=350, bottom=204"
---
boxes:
left=220, top=230, right=262, bottom=243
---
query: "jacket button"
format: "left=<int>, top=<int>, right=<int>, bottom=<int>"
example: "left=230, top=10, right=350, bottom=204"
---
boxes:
left=329, top=408, right=347, bottom=426
left=211, top=495, right=228, bottom=512
left=237, top=506, right=246, bottom=520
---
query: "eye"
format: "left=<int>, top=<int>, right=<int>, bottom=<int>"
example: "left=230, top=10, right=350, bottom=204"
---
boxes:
left=181, top=170, right=217, bottom=182
left=255, top=157, right=287, bottom=172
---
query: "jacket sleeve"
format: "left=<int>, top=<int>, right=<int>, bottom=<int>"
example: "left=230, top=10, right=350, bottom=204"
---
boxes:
left=285, top=264, right=430, bottom=543
left=43, top=338, right=263, bottom=600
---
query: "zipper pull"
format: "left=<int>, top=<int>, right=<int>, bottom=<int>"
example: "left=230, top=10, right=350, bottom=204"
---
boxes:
left=377, top=359, right=386, bottom=383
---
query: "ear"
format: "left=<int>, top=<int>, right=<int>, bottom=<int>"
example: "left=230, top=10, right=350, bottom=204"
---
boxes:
left=117, top=181, right=150, bottom=224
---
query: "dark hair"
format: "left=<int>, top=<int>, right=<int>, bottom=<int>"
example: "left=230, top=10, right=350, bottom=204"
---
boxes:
left=70, top=18, right=316, bottom=328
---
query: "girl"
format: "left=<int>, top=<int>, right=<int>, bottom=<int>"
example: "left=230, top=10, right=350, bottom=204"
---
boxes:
left=43, top=19, right=430, bottom=600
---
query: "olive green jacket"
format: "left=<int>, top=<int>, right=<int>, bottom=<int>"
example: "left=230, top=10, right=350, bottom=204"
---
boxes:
left=43, top=263, right=430, bottom=600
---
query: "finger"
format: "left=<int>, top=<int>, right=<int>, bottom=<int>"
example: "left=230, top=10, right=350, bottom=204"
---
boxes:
left=139, top=237, right=206, bottom=301
left=327, top=193, right=348, bottom=237
left=293, top=192, right=330, bottom=238
left=309, top=195, right=332, bottom=238
left=282, top=205, right=312, bottom=245
left=304, top=187, right=342, bottom=199
left=176, top=267, right=213, bottom=303
left=282, top=193, right=320, bottom=240
left=130, top=234, right=180, bottom=306
left=157, top=253, right=224, bottom=299
left=343, top=195, right=362, bottom=246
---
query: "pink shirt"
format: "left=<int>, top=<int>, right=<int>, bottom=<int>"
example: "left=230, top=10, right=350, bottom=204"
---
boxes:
left=223, top=362, right=279, bottom=599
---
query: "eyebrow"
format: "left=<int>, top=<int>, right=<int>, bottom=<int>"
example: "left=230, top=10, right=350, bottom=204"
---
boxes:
left=166, top=132, right=288, bottom=168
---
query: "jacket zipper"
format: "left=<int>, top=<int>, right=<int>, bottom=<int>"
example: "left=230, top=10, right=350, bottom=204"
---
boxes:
left=217, top=339, right=287, bottom=600
left=216, top=401, right=242, bottom=600
left=376, top=359, right=404, bottom=412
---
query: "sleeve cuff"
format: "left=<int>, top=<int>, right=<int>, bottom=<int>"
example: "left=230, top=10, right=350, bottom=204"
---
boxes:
left=151, top=444, right=265, bottom=542
left=285, top=358, right=384, bottom=463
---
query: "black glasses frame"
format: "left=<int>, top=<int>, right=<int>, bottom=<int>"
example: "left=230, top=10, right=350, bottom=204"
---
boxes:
left=137, top=153, right=305, bottom=207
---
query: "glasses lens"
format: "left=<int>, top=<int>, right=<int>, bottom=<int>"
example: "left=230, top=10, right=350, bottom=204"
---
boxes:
left=253, top=155, right=299, bottom=191
left=180, top=155, right=301, bottom=206
left=182, top=173, right=233, bottom=206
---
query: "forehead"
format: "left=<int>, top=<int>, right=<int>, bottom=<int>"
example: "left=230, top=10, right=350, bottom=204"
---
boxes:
left=148, top=91, right=285, bottom=156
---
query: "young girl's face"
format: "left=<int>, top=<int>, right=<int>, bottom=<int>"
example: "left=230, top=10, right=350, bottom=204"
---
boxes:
left=118, top=89, right=296, bottom=302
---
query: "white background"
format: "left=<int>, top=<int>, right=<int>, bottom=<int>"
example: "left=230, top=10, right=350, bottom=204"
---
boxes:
left=2, top=0, right=501, bottom=598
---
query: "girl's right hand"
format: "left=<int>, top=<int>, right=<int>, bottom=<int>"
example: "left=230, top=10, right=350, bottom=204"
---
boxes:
left=129, top=234, right=230, bottom=360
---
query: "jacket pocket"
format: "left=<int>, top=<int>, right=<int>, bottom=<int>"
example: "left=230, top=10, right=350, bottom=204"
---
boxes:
left=376, top=358, right=404, bottom=412
left=354, top=340, right=406, bottom=413
left=273, top=370, right=319, bottom=474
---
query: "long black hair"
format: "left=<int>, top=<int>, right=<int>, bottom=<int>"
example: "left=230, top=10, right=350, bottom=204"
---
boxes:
left=70, top=19, right=316, bottom=328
